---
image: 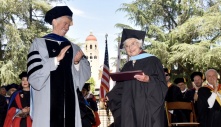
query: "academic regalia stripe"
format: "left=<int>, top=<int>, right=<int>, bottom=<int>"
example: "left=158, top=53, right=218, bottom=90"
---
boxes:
left=12, top=117, right=21, bottom=127
left=28, top=65, right=43, bottom=77
left=26, top=116, right=32, bottom=127
left=28, top=51, right=39, bottom=58
left=27, top=58, right=42, bottom=67
left=204, top=84, right=221, bottom=106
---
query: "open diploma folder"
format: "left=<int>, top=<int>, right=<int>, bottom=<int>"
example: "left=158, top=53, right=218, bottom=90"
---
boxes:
left=110, top=70, right=143, bottom=81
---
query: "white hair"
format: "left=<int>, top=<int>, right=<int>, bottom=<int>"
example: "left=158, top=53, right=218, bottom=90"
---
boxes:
left=52, top=16, right=73, bottom=27
left=205, top=69, right=218, bottom=77
left=123, top=38, right=142, bottom=49
left=56, top=16, right=72, bottom=21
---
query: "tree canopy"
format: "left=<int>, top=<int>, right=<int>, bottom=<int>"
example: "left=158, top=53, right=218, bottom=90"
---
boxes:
left=0, top=0, right=64, bottom=85
left=115, top=0, right=221, bottom=83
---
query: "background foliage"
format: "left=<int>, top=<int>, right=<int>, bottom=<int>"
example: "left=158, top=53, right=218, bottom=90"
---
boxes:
left=115, top=0, right=221, bottom=85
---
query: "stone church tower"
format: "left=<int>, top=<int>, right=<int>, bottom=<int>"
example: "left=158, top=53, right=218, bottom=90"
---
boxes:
left=84, top=32, right=100, bottom=88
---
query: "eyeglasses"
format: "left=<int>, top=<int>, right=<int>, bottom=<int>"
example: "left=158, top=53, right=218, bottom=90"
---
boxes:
left=124, top=41, right=138, bottom=49
left=165, top=74, right=169, bottom=76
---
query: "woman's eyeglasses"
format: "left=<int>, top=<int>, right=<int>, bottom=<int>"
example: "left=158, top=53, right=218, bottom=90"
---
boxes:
left=124, top=41, right=137, bottom=49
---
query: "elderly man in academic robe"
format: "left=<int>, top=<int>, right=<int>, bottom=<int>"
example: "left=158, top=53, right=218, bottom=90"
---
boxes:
left=197, top=69, right=221, bottom=127
left=27, top=6, right=91, bottom=127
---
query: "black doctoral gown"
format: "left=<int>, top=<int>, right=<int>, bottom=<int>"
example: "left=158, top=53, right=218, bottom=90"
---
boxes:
left=45, top=39, right=75, bottom=127
left=107, top=54, right=168, bottom=127
left=197, top=86, right=221, bottom=127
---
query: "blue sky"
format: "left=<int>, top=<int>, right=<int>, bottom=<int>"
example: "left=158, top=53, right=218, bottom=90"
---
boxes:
left=54, top=0, right=134, bottom=70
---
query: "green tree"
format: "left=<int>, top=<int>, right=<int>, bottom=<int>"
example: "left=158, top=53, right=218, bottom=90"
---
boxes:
left=0, top=0, right=68, bottom=85
left=115, top=0, right=221, bottom=83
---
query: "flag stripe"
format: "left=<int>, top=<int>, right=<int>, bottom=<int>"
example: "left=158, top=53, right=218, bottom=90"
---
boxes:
left=100, top=38, right=110, bottom=99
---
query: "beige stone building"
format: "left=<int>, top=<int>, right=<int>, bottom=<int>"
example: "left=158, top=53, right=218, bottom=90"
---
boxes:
left=84, top=32, right=100, bottom=88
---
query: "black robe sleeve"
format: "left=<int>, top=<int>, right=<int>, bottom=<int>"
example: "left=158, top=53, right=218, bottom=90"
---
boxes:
left=0, top=95, right=7, bottom=127
left=198, top=87, right=221, bottom=127
left=197, top=87, right=211, bottom=127
left=106, top=81, right=124, bottom=127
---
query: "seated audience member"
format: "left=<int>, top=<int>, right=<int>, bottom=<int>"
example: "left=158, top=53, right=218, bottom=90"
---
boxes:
left=188, top=72, right=204, bottom=119
left=164, top=69, right=183, bottom=102
left=82, top=83, right=101, bottom=127
left=4, top=72, right=32, bottom=127
left=197, top=69, right=221, bottom=127
left=164, top=68, right=172, bottom=87
left=174, top=78, right=192, bottom=102
left=0, top=86, right=7, bottom=97
left=77, top=88, right=95, bottom=127
left=5, top=83, right=19, bottom=104
left=164, top=70, right=184, bottom=126
left=168, top=78, right=192, bottom=123
left=190, top=72, right=204, bottom=102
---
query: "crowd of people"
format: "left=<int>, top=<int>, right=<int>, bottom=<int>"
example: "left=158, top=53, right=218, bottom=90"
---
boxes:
left=0, top=5, right=221, bottom=127
left=106, top=28, right=221, bottom=127
left=0, top=73, right=100, bottom=127
left=164, top=68, right=221, bottom=127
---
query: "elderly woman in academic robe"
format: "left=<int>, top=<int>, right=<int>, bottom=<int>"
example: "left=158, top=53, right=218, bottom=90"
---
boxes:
left=106, top=29, right=168, bottom=127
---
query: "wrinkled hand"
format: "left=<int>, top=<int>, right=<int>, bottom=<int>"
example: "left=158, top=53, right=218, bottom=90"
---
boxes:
left=74, top=50, right=83, bottom=64
left=57, top=45, right=71, bottom=62
left=134, top=73, right=149, bottom=82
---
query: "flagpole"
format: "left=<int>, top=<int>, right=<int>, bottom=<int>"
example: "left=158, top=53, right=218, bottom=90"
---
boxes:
left=99, top=33, right=110, bottom=108
left=104, top=33, right=111, bottom=126
left=116, top=35, right=121, bottom=73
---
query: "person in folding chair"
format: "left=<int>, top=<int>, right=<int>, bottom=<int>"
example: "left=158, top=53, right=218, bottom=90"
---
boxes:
left=197, top=69, right=221, bottom=127
left=166, top=78, right=191, bottom=125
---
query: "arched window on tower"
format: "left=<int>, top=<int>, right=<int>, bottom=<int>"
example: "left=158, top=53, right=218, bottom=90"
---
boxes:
left=86, top=45, right=87, bottom=50
left=90, top=45, right=92, bottom=49
left=90, top=56, right=93, bottom=59
left=95, top=45, right=97, bottom=50
left=94, top=56, right=97, bottom=59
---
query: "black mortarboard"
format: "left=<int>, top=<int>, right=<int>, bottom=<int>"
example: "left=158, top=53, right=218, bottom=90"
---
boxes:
left=174, top=78, right=185, bottom=84
left=120, top=29, right=146, bottom=49
left=19, top=71, right=28, bottom=79
left=164, top=68, right=169, bottom=74
left=83, top=83, right=91, bottom=91
left=190, top=72, right=203, bottom=81
left=45, top=6, right=73, bottom=25
left=5, top=83, right=19, bottom=91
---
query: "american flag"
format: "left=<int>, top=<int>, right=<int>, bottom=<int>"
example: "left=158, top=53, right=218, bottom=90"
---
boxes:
left=100, top=34, right=110, bottom=100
